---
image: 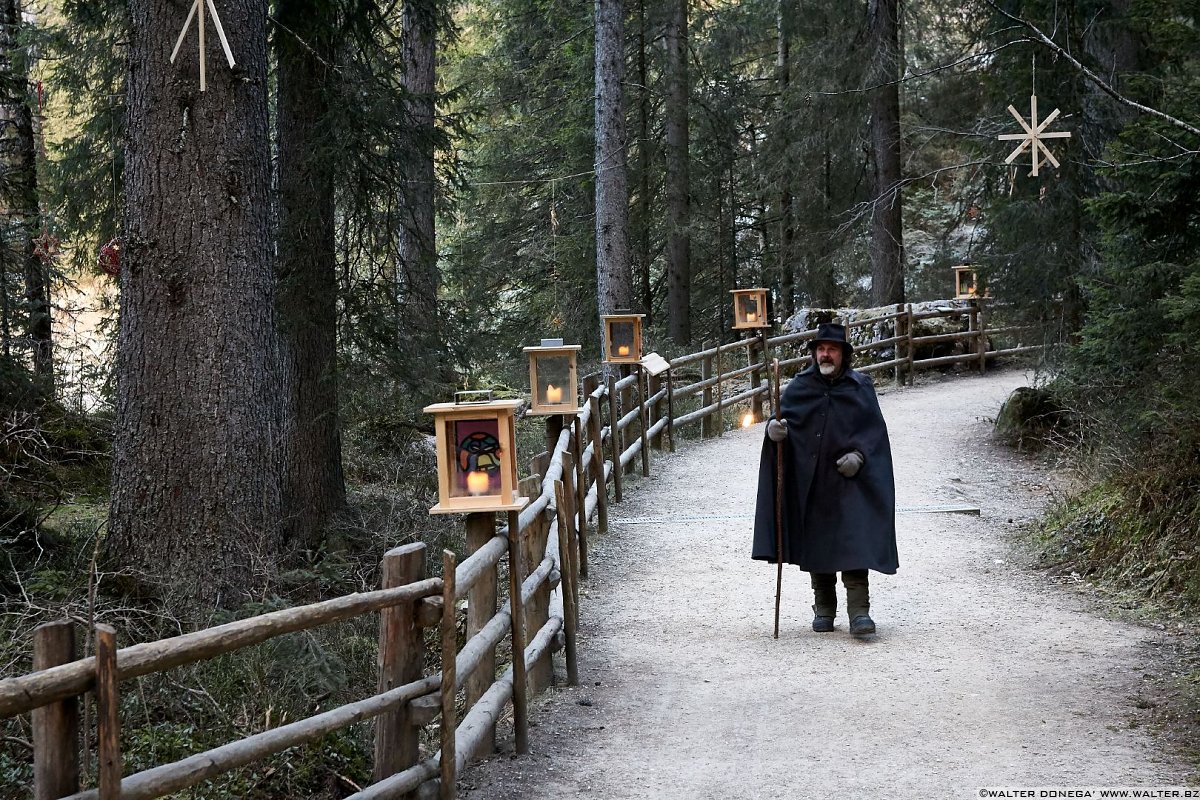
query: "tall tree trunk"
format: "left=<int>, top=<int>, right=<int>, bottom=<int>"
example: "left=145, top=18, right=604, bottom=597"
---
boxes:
left=110, top=0, right=279, bottom=612
left=866, top=0, right=905, bottom=307
left=0, top=0, right=51, bottom=389
left=812, top=132, right=837, bottom=307
left=775, top=0, right=794, bottom=319
left=635, top=0, right=652, bottom=321
left=594, top=0, right=632, bottom=347
left=664, top=0, right=690, bottom=345
left=276, top=0, right=345, bottom=554
left=398, top=0, right=442, bottom=385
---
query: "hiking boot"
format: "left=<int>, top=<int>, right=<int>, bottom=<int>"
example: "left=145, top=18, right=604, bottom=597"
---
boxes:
left=812, top=615, right=834, bottom=633
left=849, top=615, right=876, bottom=636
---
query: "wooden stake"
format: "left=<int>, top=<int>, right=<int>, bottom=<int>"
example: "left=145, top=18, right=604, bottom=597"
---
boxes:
left=440, top=550, right=456, bottom=800
left=463, top=514, right=497, bottom=723
left=506, top=510, right=529, bottom=754
left=607, top=374, right=623, bottom=502
left=95, top=624, right=121, bottom=800
left=572, top=415, right=589, bottom=578
left=33, top=621, right=78, bottom=800
left=587, top=393, right=608, bottom=540
left=374, top=543, right=426, bottom=783
left=554, top=482, right=579, bottom=686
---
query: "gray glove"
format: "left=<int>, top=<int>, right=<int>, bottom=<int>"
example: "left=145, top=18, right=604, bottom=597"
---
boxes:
left=766, top=418, right=788, bottom=442
left=836, top=451, right=864, bottom=477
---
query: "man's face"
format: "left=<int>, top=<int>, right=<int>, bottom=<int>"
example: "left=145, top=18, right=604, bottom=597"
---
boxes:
left=814, top=342, right=843, bottom=376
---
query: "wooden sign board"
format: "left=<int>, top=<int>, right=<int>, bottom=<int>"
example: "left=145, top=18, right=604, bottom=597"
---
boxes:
left=639, top=352, right=671, bottom=377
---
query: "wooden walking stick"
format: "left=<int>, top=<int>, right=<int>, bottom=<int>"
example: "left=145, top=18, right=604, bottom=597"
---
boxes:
left=772, top=358, right=784, bottom=639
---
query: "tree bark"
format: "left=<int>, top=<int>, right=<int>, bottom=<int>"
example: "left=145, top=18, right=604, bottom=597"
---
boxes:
left=397, top=0, right=441, bottom=362
left=664, top=0, right=690, bottom=346
left=110, top=0, right=279, bottom=612
left=276, top=0, right=345, bottom=554
left=867, top=0, right=905, bottom=307
left=775, top=0, right=794, bottom=320
left=635, top=0, right=652, bottom=322
left=0, top=0, right=51, bottom=388
left=594, top=0, right=633, bottom=349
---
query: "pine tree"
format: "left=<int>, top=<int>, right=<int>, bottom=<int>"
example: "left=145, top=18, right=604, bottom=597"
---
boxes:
left=109, top=0, right=280, bottom=610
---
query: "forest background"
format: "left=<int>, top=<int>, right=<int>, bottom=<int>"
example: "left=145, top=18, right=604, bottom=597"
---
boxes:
left=0, top=0, right=1198, bottom=795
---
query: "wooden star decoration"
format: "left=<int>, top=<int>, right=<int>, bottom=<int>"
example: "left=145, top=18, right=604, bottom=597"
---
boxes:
left=997, top=94, right=1072, bottom=177
left=170, top=0, right=236, bottom=92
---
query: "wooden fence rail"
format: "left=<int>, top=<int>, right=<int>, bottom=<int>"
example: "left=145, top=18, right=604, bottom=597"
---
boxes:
left=0, top=298, right=1050, bottom=799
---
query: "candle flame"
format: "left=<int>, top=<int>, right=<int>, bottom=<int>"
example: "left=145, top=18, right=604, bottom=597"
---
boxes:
left=545, top=383, right=563, bottom=404
left=466, top=470, right=490, bottom=496
left=742, top=413, right=754, bottom=428
left=746, top=312, right=757, bottom=322
left=617, top=345, right=631, bottom=357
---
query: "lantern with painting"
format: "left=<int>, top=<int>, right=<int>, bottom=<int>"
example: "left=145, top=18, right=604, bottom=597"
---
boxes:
left=730, top=288, right=770, bottom=329
left=602, top=313, right=645, bottom=364
left=425, top=392, right=528, bottom=514
left=524, top=339, right=582, bottom=415
left=954, top=266, right=981, bottom=299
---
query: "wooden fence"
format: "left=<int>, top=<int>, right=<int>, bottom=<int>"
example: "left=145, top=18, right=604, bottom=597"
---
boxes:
left=0, top=298, right=1047, bottom=800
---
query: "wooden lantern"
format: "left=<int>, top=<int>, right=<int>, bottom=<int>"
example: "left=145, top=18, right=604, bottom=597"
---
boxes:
left=524, top=339, right=582, bottom=415
left=730, top=288, right=770, bottom=329
left=954, top=266, right=981, bottom=299
left=602, top=313, right=645, bottom=364
left=424, top=392, right=529, bottom=515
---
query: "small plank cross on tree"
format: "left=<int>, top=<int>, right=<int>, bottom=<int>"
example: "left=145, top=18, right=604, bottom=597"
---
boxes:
left=997, top=94, right=1072, bottom=177
left=171, top=0, right=236, bottom=92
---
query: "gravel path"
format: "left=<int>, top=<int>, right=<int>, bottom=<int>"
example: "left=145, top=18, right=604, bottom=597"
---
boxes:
left=460, top=369, right=1195, bottom=799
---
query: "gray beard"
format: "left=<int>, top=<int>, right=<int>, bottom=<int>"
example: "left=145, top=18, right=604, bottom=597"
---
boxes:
left=818, top=362, right=837, bottom=377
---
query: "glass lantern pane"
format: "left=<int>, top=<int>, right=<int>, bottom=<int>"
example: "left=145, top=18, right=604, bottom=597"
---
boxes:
left=449, top=418, right=503, bottom=498
left=610, top=322, right=635, bottom=357
left=538, top=355, right=572, bottom=405
left=739, top=295, right=760, bottom=322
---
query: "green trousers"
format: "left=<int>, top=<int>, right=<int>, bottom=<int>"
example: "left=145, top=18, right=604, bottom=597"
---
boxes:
left=810, top=569, right=869, bottom=619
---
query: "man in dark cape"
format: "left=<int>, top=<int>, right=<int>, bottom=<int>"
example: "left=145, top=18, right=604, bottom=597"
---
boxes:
left=752, top=322, right=898, bottom=634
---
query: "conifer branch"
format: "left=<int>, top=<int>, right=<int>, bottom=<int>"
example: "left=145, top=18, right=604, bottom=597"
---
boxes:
left=982, top=0, right=1200, bottom=140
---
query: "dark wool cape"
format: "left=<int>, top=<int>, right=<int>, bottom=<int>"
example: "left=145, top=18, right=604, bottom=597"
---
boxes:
left=752, top=364, right=899, bottom=574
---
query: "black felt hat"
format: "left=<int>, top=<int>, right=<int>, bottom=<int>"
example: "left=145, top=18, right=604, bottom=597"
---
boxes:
left=808, top=322, right=854, bottom=355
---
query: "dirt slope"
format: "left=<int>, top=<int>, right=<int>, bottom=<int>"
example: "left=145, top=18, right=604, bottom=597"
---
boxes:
left=460, top=369, right=1195, bottom=799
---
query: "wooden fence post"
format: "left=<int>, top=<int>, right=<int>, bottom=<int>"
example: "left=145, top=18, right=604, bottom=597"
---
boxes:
left=749, top=334, right=763, bottom=423
left=572, top=415, right=589, bottom=579
left=33, top=621, right=78, bottom=800
left=607, top=373, right=623, bottom=502
left=638, top=367, right=650, bottom=477
left=701, top=342, right=714, bottom=438
left=665, top=367, right=676, bottom=452
left=619, top=365, right=636, bottom=476
left=905, top=303, right=915, bottom=385
left=586, top=393, right=608, bottom=539
left=544, top=415, right=564, bottom=460
left=505, top=510, right=530, bottom=755
left=95, top=624, right=120, bottom=800
left=463, top=514, right=497, bottom=757
left=894, top=303, right=904, bottom=386
left=520, top=475, right=552, bottom=695
left=977, top=301, right=988, bottom=373
left=440, top=550, right=457, bottom=800
left=375, top=543, right=427, bottom=783
left=714, top=343, right=724, bottom=437
left=553, top=482, right=579, bottom=687
left=648, top=372, right=664, bottom=450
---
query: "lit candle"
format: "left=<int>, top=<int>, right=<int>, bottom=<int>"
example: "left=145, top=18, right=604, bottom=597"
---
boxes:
left=545, top=384, right=563, bottom=404
left=466, top=471, right=490, bottom=496
left=742, top=412, right=754, bottom=428
left=746, top=312, right=757, bottom=323
left=617, top=345, right=631, bottom=357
